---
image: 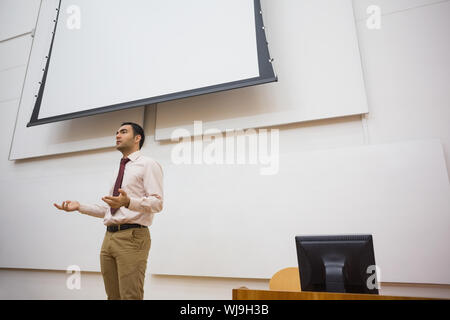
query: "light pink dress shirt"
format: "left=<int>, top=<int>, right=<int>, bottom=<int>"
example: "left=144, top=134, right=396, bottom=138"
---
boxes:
left=78, top=150, right=164, bottom=227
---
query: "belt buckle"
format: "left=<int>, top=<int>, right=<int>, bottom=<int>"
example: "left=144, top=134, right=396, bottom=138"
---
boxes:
left=118, top=224, right=121, bottom=231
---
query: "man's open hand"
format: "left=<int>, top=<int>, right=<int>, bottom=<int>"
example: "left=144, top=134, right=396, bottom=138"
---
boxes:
left=54, top=200, right=80, bottom=212
left=102, top=189, right=130, bottom=209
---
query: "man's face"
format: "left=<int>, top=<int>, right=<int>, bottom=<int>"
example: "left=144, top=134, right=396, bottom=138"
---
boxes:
left=115, top=125, right=138, bottom=151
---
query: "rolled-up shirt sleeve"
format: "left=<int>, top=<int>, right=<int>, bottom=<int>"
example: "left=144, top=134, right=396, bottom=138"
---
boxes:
left=127, top=160, right=164, bottom=214
left=78, top=203, right=108, bottom=218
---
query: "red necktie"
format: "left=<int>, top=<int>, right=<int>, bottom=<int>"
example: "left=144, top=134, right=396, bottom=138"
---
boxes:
left=111, top=157, right=130, bottom=215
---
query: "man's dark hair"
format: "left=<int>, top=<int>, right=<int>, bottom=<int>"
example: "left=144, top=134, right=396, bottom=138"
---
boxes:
left=121, top=122, right=145, bottom=149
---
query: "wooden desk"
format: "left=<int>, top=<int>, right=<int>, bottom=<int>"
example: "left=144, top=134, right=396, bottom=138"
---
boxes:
left=232, top=288, right=435, bottom=300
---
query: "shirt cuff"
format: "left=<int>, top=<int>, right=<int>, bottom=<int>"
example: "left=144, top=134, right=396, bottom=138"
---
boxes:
left=127, top=197, right=142, bottom=213
left=78, top=203, right=90, bottom=215
left=78, top=203, right=106, bottom=218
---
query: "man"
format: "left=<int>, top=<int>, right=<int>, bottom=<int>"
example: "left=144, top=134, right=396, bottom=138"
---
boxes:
left=54, top=122, right=163, bottom=300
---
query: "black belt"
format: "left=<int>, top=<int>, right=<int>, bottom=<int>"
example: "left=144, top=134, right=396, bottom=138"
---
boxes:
left=107, top=224, right=146, bottom=233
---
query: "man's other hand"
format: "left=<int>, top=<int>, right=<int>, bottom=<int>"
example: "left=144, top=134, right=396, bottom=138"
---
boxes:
left=54, top=200, right=80, bottom=212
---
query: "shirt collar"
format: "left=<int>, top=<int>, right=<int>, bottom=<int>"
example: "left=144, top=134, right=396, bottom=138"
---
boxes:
left=126, top=150, right=141, bottom=162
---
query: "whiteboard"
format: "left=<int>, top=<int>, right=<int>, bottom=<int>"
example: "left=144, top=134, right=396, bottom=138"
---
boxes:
left=8, top=0, right=145, bottom=160
left=0, top=0, right=40, bottom=41
left=27, top=0, right=275, bottom=126
left=149, top=139, right=450, bottom=284
left=352, top=0, right=446, bottom=20
left=155, top=0, right=369, bottom=140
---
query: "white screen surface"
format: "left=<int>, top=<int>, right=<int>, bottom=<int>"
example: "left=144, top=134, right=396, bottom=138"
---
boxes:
left=32, top=0, right=267, bottom=122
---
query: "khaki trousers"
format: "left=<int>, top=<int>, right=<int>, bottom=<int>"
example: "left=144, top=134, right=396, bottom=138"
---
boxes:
left=100, top=227, right=151, bottom=300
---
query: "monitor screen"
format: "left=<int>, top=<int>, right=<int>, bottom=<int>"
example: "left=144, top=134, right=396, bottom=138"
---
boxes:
left=295, top=235, right=379, bottom=294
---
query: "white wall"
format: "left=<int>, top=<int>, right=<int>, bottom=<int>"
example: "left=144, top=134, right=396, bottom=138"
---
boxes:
left=0, top=0, right=449, bottom=299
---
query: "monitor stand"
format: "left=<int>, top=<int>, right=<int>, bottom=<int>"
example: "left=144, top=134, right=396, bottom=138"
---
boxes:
left=324, top=260, right=346, bottom=293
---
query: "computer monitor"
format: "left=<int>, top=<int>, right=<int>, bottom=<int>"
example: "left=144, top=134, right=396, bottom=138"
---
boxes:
left=295, top=234, right=379, bottom=294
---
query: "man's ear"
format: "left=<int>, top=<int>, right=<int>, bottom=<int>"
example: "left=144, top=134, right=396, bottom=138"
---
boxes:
left=135, top=134, right=141, bottom=144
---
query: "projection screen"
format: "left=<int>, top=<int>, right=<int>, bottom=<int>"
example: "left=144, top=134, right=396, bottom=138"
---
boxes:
left=27, top=0, right=276, bottom=127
